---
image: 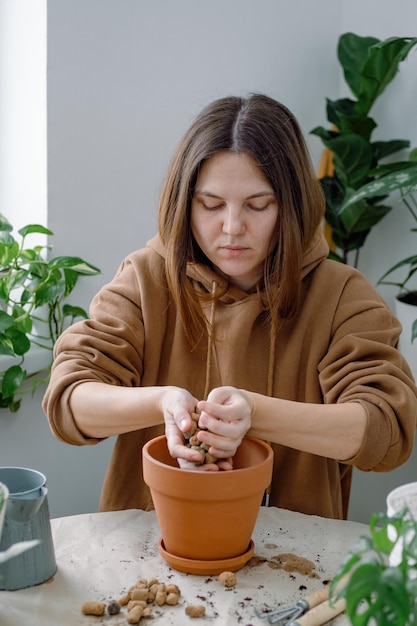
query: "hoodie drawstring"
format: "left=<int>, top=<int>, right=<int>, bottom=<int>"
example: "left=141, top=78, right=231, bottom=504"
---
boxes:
left=203, top=281, right=218, bottom=400
left=204, top=281, right=276, bottom=507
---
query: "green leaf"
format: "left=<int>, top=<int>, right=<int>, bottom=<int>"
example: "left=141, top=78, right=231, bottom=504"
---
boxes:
left=5, top=329, right=30, bottom=356
left=0, top=214, right=13, bottom=233
left=11, top=305, right=32, bottom=333
left=0, top=334, right=16, bottom=356
left=33, top=270, right=64, bottom=307
left=62, top=268, right=79, bottom=296
left=49, top=256, right=101, bottom=275
left=0, top=238, right=19, bottom=267
left=62, top=304, right=88, bottom=319
left=326, top=98, right=377, bottom=140
left=372, top=140, right=410, bottom=161
left=333, top=229, right=369, bottom=253
left=338, top=33, right=380, bottom=101
left=412, top=319, right=417, bottom=343
left=325, top=135, right=373, bottom=188
left=2, top=365, right=27, bottom=399
left=326, top=97, right=357, bottom=126
left=370, top=161, right=417, bottom=178
left=345, top=564, right=410, bottom=626
left=341, top=202, right=391, bottom=233
left=338, top=34, right=417, bottom=116
left=357, top=37, right=417, bottom=114
left=0, top=310, right=17, bottom=332
left=310, top=125, right=339, bottom=143
left=18, top=224, right=53, bottom=237
left=342, top=165, right=417, bottom=208
left=0, top=393, right=21, bottom=411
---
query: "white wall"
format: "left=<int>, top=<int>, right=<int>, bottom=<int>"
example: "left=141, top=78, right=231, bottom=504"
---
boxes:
left=1, top=0, right=416, bottom=523
left=0, top=0, right=46, bottom=230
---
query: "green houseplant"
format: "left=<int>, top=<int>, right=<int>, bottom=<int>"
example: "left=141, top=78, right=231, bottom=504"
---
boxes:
left=0, top=213, right=100, bottom=412
left=340, top=156, right=417, bottom=345
left=330, top=508, right=417, bottom=625
left=311, top=32, right=417, bottom=266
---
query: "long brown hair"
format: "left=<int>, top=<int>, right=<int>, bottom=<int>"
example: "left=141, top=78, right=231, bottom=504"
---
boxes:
left=158, top=94, right=325, bottom=345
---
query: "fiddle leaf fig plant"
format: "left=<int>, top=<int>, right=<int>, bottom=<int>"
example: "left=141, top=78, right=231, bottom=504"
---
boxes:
left=311, top=32, right=417, bottom=266
left=0, top=213, right=100, bottom=412
left=341, top=153, right=417, bottom=342
left=330, top=509, right=417, bottom=625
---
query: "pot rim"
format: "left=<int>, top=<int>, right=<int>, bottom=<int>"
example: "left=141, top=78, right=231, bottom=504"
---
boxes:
left=142, top=435, right=273, bottom=475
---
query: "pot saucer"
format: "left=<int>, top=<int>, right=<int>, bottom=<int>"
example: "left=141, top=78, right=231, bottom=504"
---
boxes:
left=158, top=538, right=255, bottom=575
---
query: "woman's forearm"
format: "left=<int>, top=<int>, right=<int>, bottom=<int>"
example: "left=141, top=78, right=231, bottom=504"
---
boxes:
left=246, top=391, right=367, bottom=461
left=70, top=382, right=166, bottom=438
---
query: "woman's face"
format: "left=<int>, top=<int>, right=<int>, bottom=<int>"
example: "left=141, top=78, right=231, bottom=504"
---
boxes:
left=191, top=151, right=278, bottom=291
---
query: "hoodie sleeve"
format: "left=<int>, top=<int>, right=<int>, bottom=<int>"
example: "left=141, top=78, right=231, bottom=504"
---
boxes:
left=42, top=249, right=162, bottom=446
left=318, top=267, right=417, bottom=472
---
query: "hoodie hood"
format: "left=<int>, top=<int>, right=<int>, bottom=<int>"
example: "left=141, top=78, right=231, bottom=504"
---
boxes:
left=147, top=228, right=329, bottom=301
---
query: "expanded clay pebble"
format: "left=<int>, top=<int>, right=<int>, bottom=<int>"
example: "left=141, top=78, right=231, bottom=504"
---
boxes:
left=185, top=604, right=206, bottom=618
left=184, top=412, right=219, bottom=465
left=126, top=605, right=144, bottom=624
left=81, top=601, right=106, bottom=616
left=80, top=576, right=182, bottom=622
left=219, top=571, right=237, bottom=587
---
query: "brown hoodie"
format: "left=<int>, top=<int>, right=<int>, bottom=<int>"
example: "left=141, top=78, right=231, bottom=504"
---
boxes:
left=43, top=231, right=417, bottom=519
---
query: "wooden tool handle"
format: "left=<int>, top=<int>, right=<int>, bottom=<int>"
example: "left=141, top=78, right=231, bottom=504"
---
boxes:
left=291, top=597, right=346, bottom=626
left=304, top=584, right=330, bottom=609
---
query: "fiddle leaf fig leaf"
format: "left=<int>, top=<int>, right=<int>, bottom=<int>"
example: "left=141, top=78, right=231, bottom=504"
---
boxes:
left=326, top=98, right=377, bottom=140
left=338, top=33, right=380, bottom=101
left=339, top=34, right=417, bottom=115
left=312, top=34, right=417, bottom=266
left=325, top=135, right=373, bottom=188
left=340, top=201, right=391, bottom=233
left=357, top=37, right=417, bottom=115
left=372, top=140, right=410, bottom=161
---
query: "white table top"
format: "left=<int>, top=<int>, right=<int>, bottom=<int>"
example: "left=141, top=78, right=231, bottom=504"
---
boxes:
left=0, top=507, right=368, bottom=625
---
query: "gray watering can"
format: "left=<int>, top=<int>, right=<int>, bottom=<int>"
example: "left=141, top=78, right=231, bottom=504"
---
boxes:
left=0, top=466, right=57, bottom=590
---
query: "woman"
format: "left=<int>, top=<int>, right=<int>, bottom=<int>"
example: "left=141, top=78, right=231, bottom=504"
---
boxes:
left=43, top=94, right=417, bottom=519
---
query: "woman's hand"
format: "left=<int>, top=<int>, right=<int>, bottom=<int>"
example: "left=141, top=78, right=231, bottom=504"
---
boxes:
left=160, top=386, right=206, bottom=465
left=196, top=386, right=252, bottom=460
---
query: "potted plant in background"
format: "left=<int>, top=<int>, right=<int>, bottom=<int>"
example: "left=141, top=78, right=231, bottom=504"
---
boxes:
left=311, top=32, right=417, bottom=266
left=340, top=157, right=417, bottom=371
left=330, top=507, right=417, bottom=625
left=0, top=213, right=100, bottom=413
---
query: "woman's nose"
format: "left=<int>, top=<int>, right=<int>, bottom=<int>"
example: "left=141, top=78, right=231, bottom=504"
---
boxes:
left=222, top=207, right=245, bottom=235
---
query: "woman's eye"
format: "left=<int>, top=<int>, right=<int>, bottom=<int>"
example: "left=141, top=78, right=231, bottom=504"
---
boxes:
left=202, top=202, right=223, bottom=210
left=248, top=204, right=269, bottom=212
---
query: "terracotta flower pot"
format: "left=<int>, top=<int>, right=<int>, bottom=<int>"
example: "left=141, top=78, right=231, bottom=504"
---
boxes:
left=142, top=435, right=273, bottom=574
